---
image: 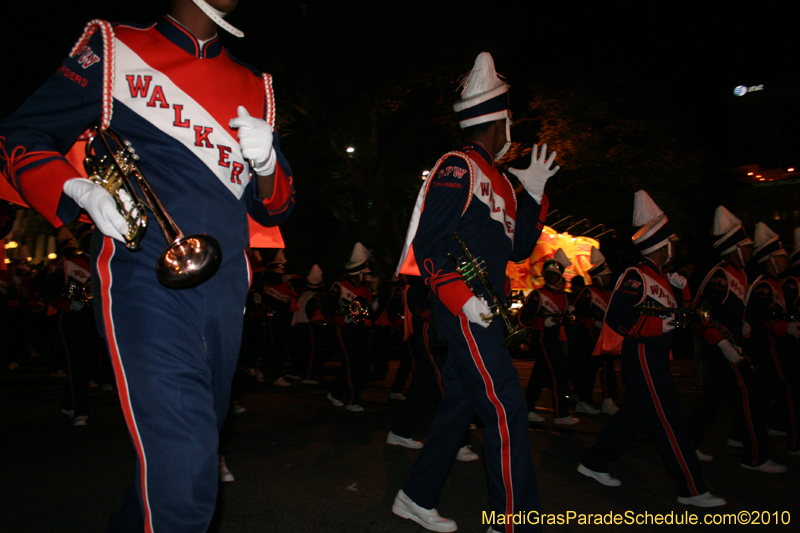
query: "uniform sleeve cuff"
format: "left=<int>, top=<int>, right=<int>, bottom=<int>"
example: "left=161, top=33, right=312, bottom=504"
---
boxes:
left=437, top=280, right=475, bottom=317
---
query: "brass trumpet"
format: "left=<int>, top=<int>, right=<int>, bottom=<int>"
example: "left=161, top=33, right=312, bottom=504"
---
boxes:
left=449, top=232, right=533, bottom=347
left=84, top=127, right=222, bottom=289
left=537, top=309, right=577, bottom=326
left=337, top=296, right=370, bottom=323
left=634, top=301, right=711, bottom=327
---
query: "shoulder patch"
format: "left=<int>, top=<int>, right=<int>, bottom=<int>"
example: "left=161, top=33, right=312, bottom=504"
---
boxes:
left=425, top=151, right=474, bottom=215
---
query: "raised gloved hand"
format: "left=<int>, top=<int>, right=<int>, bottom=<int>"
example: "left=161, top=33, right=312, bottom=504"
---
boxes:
left=63, top=178, right=127, bottom=243
left=462, top=295, right=491, bottom=328
left=788, top=322, right=800, bottom=339
left=717, top=339, right=742, bottom=364
left=668, top=272, right=687, bottom=290
left=662, top=317, right=676, bottom=333
left=507, top=143, right=559, bottom=203
left=229, top=105, right=276, bottom=176
left=544, top=317, right=558, bottom=328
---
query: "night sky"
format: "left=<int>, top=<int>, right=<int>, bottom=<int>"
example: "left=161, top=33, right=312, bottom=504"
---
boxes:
left=3, top=0, right=796, bottom=159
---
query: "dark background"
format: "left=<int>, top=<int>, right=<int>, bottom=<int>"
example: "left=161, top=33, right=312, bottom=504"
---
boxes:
left=2, top=0, right=798, bottom=280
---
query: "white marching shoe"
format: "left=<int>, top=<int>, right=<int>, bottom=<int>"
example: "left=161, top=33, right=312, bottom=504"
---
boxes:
left=695, top=449, right=713, bottom=462
left=456, top=445, right=479, bottom=462
left=392, top=489, right=457, bottom=532
left=577, top=463, right=621, bottom=487
left=677, top=492, right=726, bottom=508
left=601, top=398, right=619, bottom=415
left=528, top=411, right=545, bottom=422
left=386, top=431, right=423, bottom=449
left=575, top=401, right=600, bottom=414
left=741, top=460, right=787, bottom=474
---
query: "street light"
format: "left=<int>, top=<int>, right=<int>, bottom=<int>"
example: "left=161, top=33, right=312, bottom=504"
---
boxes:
left=346, top=147, right=355, bottom=153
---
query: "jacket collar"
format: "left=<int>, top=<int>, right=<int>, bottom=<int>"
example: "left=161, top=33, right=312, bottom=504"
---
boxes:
left=464, top=141, right=494, bottom=167
left=157, top=15, right=222, bottom=59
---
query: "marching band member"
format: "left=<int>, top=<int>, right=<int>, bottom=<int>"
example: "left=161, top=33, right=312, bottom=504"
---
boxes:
left=745, top=222, right=800, bottom=455
left=520, top=249, right=580, bottom=425
left=687, top=207, right=785, bottom=472
left=286, top=264, right=325, bottom=384
left=324, top=242, right=374, bottom=412
left=574, top=247, right=619, bottom=416
left=579, top=191, right=725, bottom=508
left=0, top=1, right=295, bottom=530
left=392, top=52, right=554, bottom=532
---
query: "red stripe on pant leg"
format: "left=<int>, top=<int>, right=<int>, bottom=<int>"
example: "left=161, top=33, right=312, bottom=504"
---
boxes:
left=460, top=317, right=515, bottom=533
left=336, top=325, right=355, bottom=404
left=731, top=362, right=758, bottom=465
left=97, top=237, right=155, bottom=533
left=638, top=345, right=699, bottom=496
left=537, top=336, right=560, bottom=416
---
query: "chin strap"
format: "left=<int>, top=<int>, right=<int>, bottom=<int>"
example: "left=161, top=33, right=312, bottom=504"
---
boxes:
left=191, top=0, right=244, bottom=37
left=494, top=114, right=512, bottom=161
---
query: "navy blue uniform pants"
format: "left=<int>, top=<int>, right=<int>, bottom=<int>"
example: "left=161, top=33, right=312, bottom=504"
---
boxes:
left=94, top=236, right=249, bottom=533
left=687, top=345, right=769, bottom=466
left=582, top=343, right=707, bottom=498
left=403, top=303, right=540, bottom=533
left=526, top=330, right=570, bottom=418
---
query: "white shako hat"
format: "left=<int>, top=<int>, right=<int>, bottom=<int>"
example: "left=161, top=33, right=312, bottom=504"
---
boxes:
left=266, top=249, right=286, bottom=271
left=788, top=228, right=800, bottom=266
left=453, top=52, right=510, bottom=129
left=631, top=190, right=676, bottom=255
left=752, top=222, right=787, bottom=264
left=191, top=0, right=244, bottom=37
left=587, top=246, right=611, bottom=278
left=345, top=242, right=371, bottom=274
left=306, top=264, right=323, bottom=289
left=712, top=205, right=753, bottom=256
left=543, top=248, right=571, bottom=277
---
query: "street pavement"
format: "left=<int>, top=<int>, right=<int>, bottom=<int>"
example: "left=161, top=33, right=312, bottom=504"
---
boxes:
left=2, top=356, right=798, bottom=532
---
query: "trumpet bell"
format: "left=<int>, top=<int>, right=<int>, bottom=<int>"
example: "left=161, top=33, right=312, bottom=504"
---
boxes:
left=503, top=325, right=535, bottom=347
left=156, top=234, right=222, bottom=289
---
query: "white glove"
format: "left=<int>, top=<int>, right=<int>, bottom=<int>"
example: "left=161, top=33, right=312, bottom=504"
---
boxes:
left=742, top=321, right=751, bottom=337
left=788, top=322, right=800, bottom=339
left=507, top=143, right=559, bottom=203
left=229, top=105, right=276, bottom=176
left=544, top=317, right=558, bottom=328
left=662, top=317, right=676, bottom=333
left=717, top=339, right=742, bottom=364
left=668, top=272, right=687, bottom=290
left=62, top=178, right=127, bottom=243
left=462, top=296, right=491, bottom=328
